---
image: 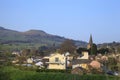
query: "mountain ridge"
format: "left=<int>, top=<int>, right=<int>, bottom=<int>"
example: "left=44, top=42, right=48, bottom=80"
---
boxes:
left=0, top=27, right=87, bottom=47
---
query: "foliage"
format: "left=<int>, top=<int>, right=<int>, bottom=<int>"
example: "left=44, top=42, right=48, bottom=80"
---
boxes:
left=13, top=65, right=37, bottom=71
left=71, top=67, right=87, bottom=75
left=17, top=56, right=26, bottom=64
left=107, top=57, right=118, bottom=71
left=76, top=47, right=88, bottom=54
left=36, top=69, right=71, bottom=73
left=60, top=39, right=76, bottom=54
left=90, top=43, right=97, bottom=55
left=0, top=70, right=11, bottom=80
left=0, top=66, right=11, bottom=80
left=38, top=46, right=56, bottom=56
left=97, top=48, right=109, bottom=54
left=38, top=46, right=49, bottom=51
left=108, top=57, right=117, bottom=66
left=21, top=49, right=30, bottom=56
left=1, top=66, right=120, bottom=80
left=116, top=47, right=120, bottom=53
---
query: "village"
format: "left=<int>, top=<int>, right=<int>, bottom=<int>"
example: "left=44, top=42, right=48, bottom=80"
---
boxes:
left=11, top=35, right=120, bottom=76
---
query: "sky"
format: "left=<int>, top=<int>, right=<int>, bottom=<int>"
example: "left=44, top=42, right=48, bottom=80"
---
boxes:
left=0, top=0, right=120, bottom=44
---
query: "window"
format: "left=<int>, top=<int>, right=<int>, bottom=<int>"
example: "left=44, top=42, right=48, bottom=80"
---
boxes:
left=55, top=57, right=59, bottom=62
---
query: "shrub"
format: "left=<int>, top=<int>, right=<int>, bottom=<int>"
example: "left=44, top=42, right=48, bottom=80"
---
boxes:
left=0, top=67, right=11, bottom=80
left=36, top=69, right=71, bottom=73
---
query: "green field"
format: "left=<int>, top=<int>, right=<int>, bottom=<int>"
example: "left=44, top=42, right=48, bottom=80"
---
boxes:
left=0, top=66, right=120, bottom=80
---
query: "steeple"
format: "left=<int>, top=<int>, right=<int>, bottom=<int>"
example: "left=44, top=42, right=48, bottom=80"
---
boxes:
left=87, top=34, right=93, bottom=49
left=89, top=34, right=93, bottom=45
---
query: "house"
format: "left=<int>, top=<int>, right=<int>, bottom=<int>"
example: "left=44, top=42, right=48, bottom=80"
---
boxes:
left=46, top=53, right=66, bottom=69
left=35, top=61, right=43, bottom=68
left=27, top=57, right=33, bottom=64
left=77, top=51, right=89, bottom=59
left=42, top=56, right=49, bottom=68
left=12, top=59, right=19, bottom=64
left=12, top=51, right=21, bottom=56
left=46, top=52, right=71, bottom=69
left=72, top=50, right=91, bottom=70
left=72, top=59, right=91, bottom=70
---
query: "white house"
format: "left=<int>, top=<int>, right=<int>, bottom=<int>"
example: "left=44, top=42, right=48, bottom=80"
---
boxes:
left=12, top=51, right=21, bottom=56
left=27, top=58, right=33, bottom=64
left=35, top=61, right=43, bottom=67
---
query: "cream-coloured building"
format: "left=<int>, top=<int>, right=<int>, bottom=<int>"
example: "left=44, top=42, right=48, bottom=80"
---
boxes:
left=72, top=59, right=91, bottom=70
left=46, top=53, right=66, bottom=69
left=46, top=52, right=73, bottom=70
left=72, top=51, right=90, bottom=70
left=27, top=58, right=33, bottom=64
left=77, top=51, right=89, bottom=59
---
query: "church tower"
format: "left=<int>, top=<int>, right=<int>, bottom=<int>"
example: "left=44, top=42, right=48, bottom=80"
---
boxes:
left=87, top=34, right=93, bottom=49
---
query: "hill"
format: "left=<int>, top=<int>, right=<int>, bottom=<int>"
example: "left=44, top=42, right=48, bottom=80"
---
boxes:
left=98, top=41, right=120, bottom=48
left=0, top=27, right=87, bottom=47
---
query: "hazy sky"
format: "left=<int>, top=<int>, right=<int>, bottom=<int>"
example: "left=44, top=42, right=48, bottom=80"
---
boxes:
left=0, top=0, right=120, bottom=43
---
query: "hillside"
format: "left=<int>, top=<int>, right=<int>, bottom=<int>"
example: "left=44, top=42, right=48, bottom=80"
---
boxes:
left=0, top=27, right=87, bottom=47
left=98, top=42, right=120, bottom=48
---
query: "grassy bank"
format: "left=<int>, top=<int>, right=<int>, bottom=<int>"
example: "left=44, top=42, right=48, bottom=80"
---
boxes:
left=0, top=66, right=120, bottom=80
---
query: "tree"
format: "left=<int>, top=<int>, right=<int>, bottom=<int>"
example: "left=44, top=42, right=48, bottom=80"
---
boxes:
left=116, top=47, right=120, bottom=53
left=108, top=57, right=118, bottom=71
left=18, top=56, right=26, bottom=64
left=90, top=43, right=97, bottom=55
left=97, top=48, right=109, bottom=54
left=109, top=47, right=115, bottom=53
left=60, top=39, right=76, bottom=54
left=29, top=49, right=38, bottom=57
left=0, top=67, right=11, bottom=80
left=38, top=46, right=49, bottom=51
left=76, top=47, right=88, bottom=56
left=38, top=46, right=50, bottom=56
left=77, top=48, right=88, bottom=53
left=21, top=49, right=30, bottom=57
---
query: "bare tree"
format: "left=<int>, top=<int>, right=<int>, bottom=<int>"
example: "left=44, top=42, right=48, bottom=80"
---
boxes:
left=60, top=39, right=76, bottom=54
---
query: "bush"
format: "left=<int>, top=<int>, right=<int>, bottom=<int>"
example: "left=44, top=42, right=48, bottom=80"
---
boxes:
left=36, top=69, right=71, bottom=73
left=13, top=65, right=37, bottom=71
left=0, top=67, right=11, bottom=80
left=1, top=66, right=120, bottom=80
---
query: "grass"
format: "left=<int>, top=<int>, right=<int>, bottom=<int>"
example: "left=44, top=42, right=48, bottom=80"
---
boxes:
left=0, top=66, right=120, bottom=80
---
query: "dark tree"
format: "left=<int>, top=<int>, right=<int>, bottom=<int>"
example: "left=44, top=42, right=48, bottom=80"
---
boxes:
left=60, top=39, right=76, bottom=54
left=97, top=48, right=109, bottom=54
left=90, top=43, right=97, bottom=55
left=76, top=47, right=88, bottom=54
left=38, top=46, right=49, bottom=51
left=38, top=46, right=50, bottom=56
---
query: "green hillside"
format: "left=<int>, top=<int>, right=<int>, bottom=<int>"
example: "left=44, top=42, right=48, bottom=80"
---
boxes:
left=0, top=27, right=87, bottom=47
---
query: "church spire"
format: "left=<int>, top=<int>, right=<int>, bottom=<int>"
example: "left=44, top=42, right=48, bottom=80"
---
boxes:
left=89, top=34, right=93, bottom=45
left=87, top=34, right=93, bottom=49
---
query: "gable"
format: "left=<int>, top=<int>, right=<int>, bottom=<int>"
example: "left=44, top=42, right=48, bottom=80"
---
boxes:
left=49, top=53, right=65, bottom=58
